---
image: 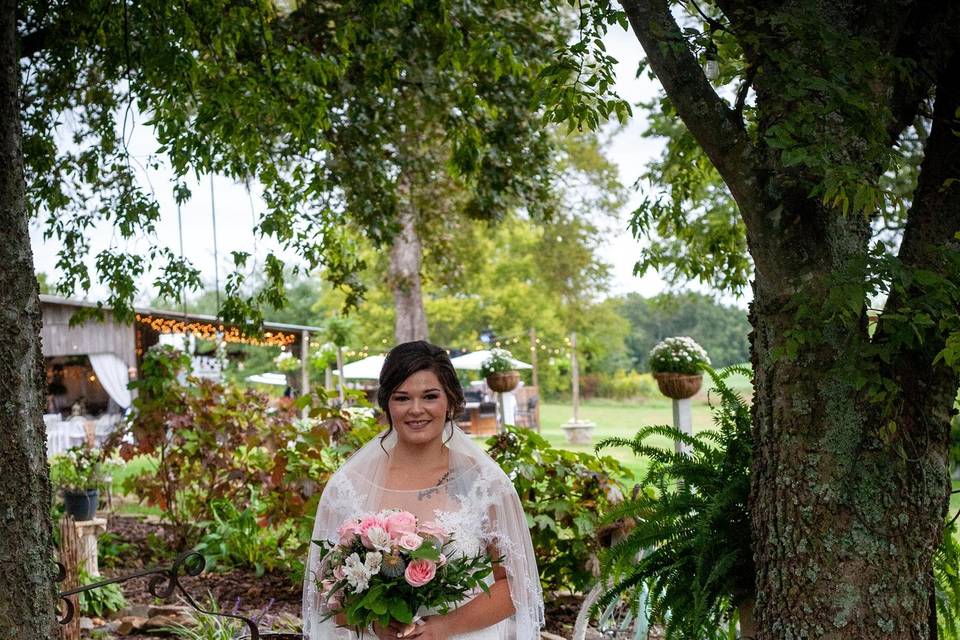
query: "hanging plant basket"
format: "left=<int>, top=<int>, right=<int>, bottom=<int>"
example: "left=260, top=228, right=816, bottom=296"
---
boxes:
left=486, top=370, right=520, bottom=393
left=653, top=372, right=703, bottom=400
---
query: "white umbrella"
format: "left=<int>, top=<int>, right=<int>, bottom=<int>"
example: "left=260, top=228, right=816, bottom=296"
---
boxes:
left=449, top=350, right=532, bottom=371
left=245, top=372, right=289, bottom=386
left=333, top=354, right=387, bottom=380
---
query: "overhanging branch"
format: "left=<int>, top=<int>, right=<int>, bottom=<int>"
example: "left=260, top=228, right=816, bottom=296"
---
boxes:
left=620, top=0, right=766, bottom=222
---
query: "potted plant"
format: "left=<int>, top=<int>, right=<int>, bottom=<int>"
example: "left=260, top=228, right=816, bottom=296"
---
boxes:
left=648, top=337, right=711, bottom=399
left=274, top=351, right=302, bottom=394
left=50, top=446, right=105, bottom=521
left=481, top=348, right=521, bottom=393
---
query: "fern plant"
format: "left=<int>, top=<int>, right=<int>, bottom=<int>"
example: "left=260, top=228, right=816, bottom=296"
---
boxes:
left=592, top=365, right=755, bottom=639
left=937, top=521, right=960, bottom=639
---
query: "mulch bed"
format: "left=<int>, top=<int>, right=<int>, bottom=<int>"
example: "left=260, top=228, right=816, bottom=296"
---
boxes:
left=92, top=514, right=583, bottom=638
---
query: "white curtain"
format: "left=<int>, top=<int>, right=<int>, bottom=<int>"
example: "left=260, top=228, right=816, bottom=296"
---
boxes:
left=88, top=353, right=132, bottom=409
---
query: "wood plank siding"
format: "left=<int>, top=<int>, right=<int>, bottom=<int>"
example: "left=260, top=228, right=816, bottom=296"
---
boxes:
left=40, top=301, right=136, bottom=368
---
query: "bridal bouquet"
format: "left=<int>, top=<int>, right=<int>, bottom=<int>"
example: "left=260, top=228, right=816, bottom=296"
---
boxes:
left=314, top=510, right=496, bottom=630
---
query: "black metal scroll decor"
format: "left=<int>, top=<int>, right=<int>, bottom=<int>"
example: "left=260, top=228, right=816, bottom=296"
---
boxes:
left=56, top=550, right=302, bottom=639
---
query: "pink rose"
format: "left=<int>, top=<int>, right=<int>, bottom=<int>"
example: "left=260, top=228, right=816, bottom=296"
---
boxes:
left=397, top=532, right=423, bottom=551
left=358, top=514, right=388, bottom=535
left=337, top=520, right=361, bottom=545
left=404, top=559, right=437, bottom=587
left=385, top=511, right=418, bottom=537
left=417, top=520, right=448, bottom=543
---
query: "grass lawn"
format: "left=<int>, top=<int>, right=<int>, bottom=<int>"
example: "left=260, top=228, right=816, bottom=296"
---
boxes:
left=537, top=397, right=718, bottom=483
left=107, top=454, right=161, bottom=516
left=536, top=370, right=753, bottom=484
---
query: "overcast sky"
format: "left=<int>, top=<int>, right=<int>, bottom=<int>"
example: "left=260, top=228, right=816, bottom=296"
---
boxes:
left=29, top=24, right=727, bottom=309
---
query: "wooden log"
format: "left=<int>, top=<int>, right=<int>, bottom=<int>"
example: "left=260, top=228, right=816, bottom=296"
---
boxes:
left=57, top=516, right=80, bottom=640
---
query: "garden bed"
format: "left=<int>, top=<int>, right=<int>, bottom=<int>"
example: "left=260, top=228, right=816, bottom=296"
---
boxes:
left=82, top=515, right=585, bottom=639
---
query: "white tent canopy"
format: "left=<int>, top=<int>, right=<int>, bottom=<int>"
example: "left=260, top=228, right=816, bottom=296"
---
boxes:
left=246, top=372, right=288, bottom=386
left=333, top=354, right=387, bottom=380
left=449, top=350, right=532, bottom=371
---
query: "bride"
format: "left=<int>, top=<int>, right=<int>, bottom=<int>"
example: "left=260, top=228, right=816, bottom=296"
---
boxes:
left=302, top=341, right=544, bottom=639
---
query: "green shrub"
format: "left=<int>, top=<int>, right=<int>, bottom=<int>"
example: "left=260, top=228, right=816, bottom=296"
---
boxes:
left=593, top=366, right=753, bottom=637
left=111, top=345, right=379, bottom=548
left=194, top=493, right=299, bottom=577
left=77, top=567, right=126, bottom=618
left=97, top=531, right=136, bottom=569
left=160, top=593, right=245, bottom=640
left=486, top=427, right=631, bottom=594
left=597, top=370, right=658, bottom=400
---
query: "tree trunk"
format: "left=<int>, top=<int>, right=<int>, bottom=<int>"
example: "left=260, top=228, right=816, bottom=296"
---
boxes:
left=749, top=270, right=952, bottom=638
left=389, top=172, right=428, bottom=343
left=620, top=2, right=960, bottom=635
left=0, top=0, right=57, bottom=635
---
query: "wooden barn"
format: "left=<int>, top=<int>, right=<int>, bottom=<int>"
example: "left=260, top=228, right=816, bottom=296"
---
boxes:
left=40, top=294, right=320, bottom=420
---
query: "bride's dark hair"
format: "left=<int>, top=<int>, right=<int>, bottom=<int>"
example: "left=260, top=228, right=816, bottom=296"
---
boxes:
left=377, top=341, right=465, bottom=433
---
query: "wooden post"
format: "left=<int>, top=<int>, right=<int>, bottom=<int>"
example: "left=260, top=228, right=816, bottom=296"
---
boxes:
left=57, top=516, right=80, bottom=640
left=336, top=346, right=345, bottom=404
left=529, top=328, right=538, bottom=388
left=673, top=398, right=693, bottom=454
left=571, top=332, right=579, bottom=423
left=300, top=330, right=310, bottom=395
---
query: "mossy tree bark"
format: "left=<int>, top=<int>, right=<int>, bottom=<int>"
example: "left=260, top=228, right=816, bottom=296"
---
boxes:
left=622, top=0, right=960, bottom=636
left=0, top=0, right=57, bottom=636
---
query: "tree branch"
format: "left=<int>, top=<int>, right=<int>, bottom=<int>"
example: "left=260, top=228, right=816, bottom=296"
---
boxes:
left=884, top=1, right=960, bottom=144
left=18, top=27, right=47, bottom=58
left=620, top=0, right=766, bottom=221
left=878, top=53, right=960, bottom=413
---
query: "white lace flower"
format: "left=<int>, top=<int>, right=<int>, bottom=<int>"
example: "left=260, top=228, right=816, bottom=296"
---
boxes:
left=343, top=553, right=372, bottom=593
left=364, top=551, right=383, bottom=574
left=363, top=526, right=393, bottom=553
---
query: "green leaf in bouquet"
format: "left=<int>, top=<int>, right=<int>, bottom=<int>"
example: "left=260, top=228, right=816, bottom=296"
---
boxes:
left=388, top=598, right=414, bottom=624
left=409, top=541, right=441, bottom=561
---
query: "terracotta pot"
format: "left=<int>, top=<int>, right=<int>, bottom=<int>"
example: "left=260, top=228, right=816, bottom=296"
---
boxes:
left=486, top=370, right=520, bottom=393
left=653, top=372, right=703, bottom=399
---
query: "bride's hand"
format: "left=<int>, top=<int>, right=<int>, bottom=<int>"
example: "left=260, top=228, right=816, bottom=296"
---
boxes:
left=373, top=620, right=416, bottom=640
left=398, top=616, right=452, bottom=639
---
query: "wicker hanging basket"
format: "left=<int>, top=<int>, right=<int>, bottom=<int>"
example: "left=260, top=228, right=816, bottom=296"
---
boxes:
left=486, top=370, right=520, bottom=393
left=653, top=372, right=703, bottom=400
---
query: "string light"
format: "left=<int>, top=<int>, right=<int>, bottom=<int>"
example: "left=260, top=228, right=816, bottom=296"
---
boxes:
left=135, top=314, right=297, bottom=347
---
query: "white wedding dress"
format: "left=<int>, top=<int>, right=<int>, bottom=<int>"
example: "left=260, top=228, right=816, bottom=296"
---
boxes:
left=302, top=426, right=542, bottom=639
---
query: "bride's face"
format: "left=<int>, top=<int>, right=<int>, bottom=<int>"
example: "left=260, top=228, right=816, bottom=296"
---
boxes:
left=388, top=369, right=450, bottom=447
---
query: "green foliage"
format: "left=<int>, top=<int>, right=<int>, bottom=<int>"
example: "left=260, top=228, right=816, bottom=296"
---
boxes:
left=617, top=292, right=750, bottom=372
left=479, top=348, right=516, bottom=376
left=21, top=0, right=619, bottom=324
left=194, top=494, right=299, bottom=577
left=76, top=568, right=126, bottom=618
left=486, top=427, right=631, bottom=593
left=160, top=594, right=245, bottom=640
left=323, top=315, right=355, bottom=348
left=49, top=447, right=107, bottom=492
left=586, top=370, right=658, bottom=401
left=315, top=538, right=494, bottom=631
left=593, top=366, right=754, bottom=637
left=96, top=531, right=136, bottom=570
left=273, top=351, right=301, bottom=373
left=936, top=522, right=960, bottom=640
left=113, top=345, right=378, bottom=547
